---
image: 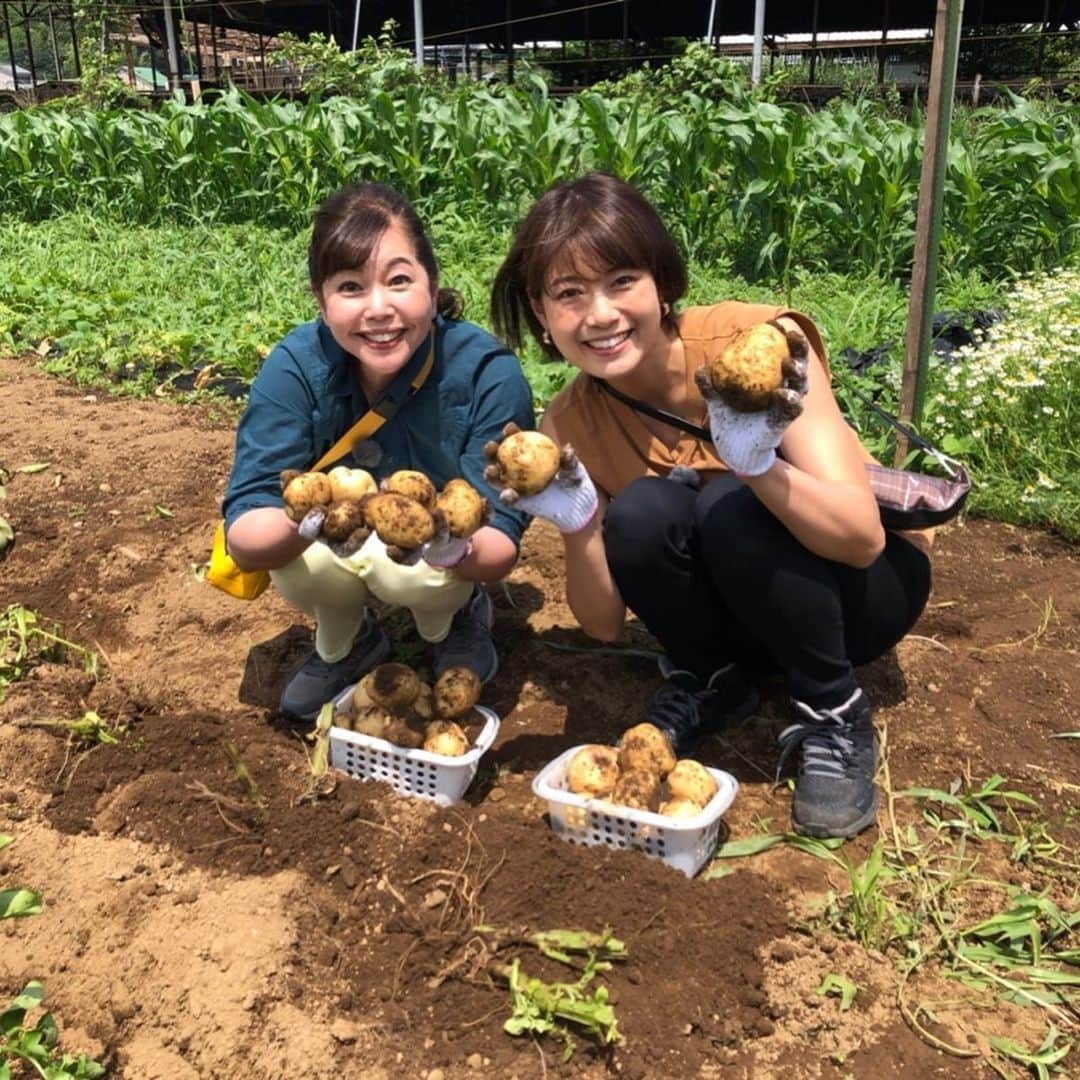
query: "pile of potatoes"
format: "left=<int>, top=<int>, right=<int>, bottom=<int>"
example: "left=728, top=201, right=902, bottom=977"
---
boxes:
left=335, top=662, right=483, bottom=757
left=280, top=466, right=490, bottom=561
left=565, top=723, right=719, bottom=819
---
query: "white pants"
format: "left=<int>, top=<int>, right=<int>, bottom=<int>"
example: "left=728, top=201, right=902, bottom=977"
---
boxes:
left=270, top=532, right=474, bottom=662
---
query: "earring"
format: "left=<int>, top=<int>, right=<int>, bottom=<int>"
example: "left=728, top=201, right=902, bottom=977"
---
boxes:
left=661, top=302, right=671, bottom=318
left=542, top=329, right=552, bottom=346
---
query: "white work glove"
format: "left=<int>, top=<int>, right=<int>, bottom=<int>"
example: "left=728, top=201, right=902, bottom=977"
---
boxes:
left=484, top=439, right=598, bottom=535
left=694, top=328, right=810, bottom=477
left=420, top=534, right=473, bottom=570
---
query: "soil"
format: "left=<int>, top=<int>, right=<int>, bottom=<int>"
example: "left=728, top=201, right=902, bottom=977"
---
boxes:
left=0, top=353, right=1077, bottom=1079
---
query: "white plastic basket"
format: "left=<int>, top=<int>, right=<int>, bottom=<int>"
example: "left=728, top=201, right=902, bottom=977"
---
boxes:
left=532, top=746, right=739, bottom=878
left=328, top=694, right=499, bottom=807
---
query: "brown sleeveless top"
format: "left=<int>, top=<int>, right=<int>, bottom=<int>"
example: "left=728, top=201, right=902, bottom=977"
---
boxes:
left=543, top=302, right=827, bottom=499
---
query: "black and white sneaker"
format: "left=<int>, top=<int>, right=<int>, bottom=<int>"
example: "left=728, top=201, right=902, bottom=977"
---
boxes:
left=644, top=656, right=759, bottom=756
left=279, top=613, right=390, bottom=720
left=777, top=688, right=879, bottom=839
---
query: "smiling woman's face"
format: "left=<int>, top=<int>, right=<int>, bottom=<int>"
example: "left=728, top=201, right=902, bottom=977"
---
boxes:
left=317, top=219, right=437, bottom=389
left=531, top=262, right=667, bottom=380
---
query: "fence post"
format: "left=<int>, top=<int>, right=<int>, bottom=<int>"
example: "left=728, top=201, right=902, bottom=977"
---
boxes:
left=897, top=0, right=965, bottom=461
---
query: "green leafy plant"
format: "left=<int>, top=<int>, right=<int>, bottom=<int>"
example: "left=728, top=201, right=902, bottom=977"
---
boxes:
left=498, top=953, right=621, bottom=1061
left=815, top=973, right=859, bottom=1011
left=0, top=606, right=97, bottom=700
left=988, top=1026, right=1073, bottom=1080
left=21, top=709, right=127, bottom=747
left=0, top=834, right=43, bottom=920
left=0, top=982, right=105, bottom=1078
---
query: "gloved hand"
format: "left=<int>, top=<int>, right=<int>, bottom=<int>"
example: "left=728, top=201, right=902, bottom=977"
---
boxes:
left=694, top=326, right=810, bottom=477
left=297, top=507, right=328, bottom=542
left=420, top=532, right=473, bottom=570
left=484, top=436, right=598, bottom=535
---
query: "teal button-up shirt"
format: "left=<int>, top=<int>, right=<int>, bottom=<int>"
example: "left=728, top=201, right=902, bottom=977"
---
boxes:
left=223, top=315, right=535, bottom=545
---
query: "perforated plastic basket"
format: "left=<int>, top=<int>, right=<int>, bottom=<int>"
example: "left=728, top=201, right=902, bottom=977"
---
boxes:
left=328, top=694, right=499, bottom=807
left=532, top=746, right=739, bottom=878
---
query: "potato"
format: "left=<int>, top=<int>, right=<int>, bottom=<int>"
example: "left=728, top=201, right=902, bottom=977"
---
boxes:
left=666, top=759, right=719, bottom=808
left=368, top=663, right=421, bottom=711
left=565, top=745, right=620, bottom=797
left=618, top=723, right=677, bottom=778
left=435, top=479, right=489, bottom=539
left=412, top=682, right=434, bottom=721
left=281, top=471, right=333, bottom=523
left=423, top=719, right=469, bottom=757
left=321, top=500, right=368, bottom=542
left=609, top=768, right=661, bottom=812
left=381, top=469, right=436, bottom=508
left=352, top=705, right=392, bottom=739
left=361, top=492, right=436, bottom=549
left=703, top=322, right=789, bottom=413
left=383, top=716, right=425, bottom=750
left=659, top=796, right=705, bottom=820
left=433, top=666, right=482, bottom=720
left=328, top=466, right=377, bottom=502
left=491, top=430, right=561, bottom=495
left=351, top=673, right=375, bottom=713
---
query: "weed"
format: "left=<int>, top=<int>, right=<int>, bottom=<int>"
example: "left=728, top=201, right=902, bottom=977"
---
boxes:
left=498, top=951, right=621, bottom=1062
left=816, top=973, right=859, bottom=1011
left=0, top=606, right=97, bottom=700
left=988, top=1025, right=1073, bottom=1079
left=0, top=981, right=105, bottom=1078
left=0, top=833, right=43, bottom=920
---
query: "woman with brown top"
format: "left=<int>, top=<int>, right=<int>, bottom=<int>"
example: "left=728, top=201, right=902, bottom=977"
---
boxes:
left=489, top=173, right=932, bottom=839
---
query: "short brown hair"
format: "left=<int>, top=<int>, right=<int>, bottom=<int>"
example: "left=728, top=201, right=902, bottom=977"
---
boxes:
left=309, top=183, right=462, bottom=320
left=491, top=173, right=687, bottom=356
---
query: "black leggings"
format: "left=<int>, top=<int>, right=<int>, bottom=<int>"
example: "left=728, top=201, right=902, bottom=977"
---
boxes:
left=602, top=475, right=932, bottom=709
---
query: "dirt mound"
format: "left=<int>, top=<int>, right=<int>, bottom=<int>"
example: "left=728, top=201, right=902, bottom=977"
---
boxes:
left=1, top=355, right=1077, bottom=1077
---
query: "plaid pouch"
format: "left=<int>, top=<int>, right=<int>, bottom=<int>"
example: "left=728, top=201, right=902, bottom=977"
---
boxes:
left=849, top=385, right=973, bottom=530
left=865, top=462, right=971, bottom=530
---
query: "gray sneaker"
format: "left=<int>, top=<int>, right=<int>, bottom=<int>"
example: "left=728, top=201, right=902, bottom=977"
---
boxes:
left=776, top=689, right=878, bottom=839
left=280, top=615, right=391, bottom=720
left=645, top=656, right=759, bottom=755
left=431, top=586, right=498, bottom=684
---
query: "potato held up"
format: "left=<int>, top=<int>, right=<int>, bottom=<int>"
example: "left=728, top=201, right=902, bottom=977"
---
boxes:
left=700, top=321, right=797, bottom=413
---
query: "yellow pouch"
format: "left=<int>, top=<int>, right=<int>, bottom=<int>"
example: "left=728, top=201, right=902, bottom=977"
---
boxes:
left=207, top=521, right=271, bottom=601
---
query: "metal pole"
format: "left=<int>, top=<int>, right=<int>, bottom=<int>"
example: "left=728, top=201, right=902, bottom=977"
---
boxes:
left=48, top=3, right=64, bottom=80
left=21, top=1, right=38, bottom=88
left=751, top=0, right=765, bottom=85
left=897, top=0, right=965, bottom=455
left=351, top=0, right=361, bottom=51
left=809, top=0, right=819, bottom=84
left=210, top=7, right=219, bottom=81
left=413, top=0, right=423, bottom=67
left=505, top=0, right=513, bottom=84
left=162, top=0, right=182, bottom=91
left=706, top=0, right=718, bottom=42
left=878, top=0, right=891, bottom=85
left=68, top=2, right=79, bottom=77
left=3, top=2, right=18, bottom=89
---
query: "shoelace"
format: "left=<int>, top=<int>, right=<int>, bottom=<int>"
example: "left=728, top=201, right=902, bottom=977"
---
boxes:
left=775, top=689, right=864, bottom=782
left=648, top=680, right=714, bottom=742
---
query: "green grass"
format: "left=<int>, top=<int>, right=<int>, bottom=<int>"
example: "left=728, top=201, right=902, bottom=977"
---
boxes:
left=2, top=216, right=1078, bottom=538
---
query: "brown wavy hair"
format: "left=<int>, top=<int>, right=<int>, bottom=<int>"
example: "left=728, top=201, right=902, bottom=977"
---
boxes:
left=308, top=183, right=463, bottom=320
left=491, top=173, right=687, bottom=357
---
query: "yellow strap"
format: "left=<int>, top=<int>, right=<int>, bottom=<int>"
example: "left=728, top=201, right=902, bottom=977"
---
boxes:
left=310, top=328, right=436, bottom=473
